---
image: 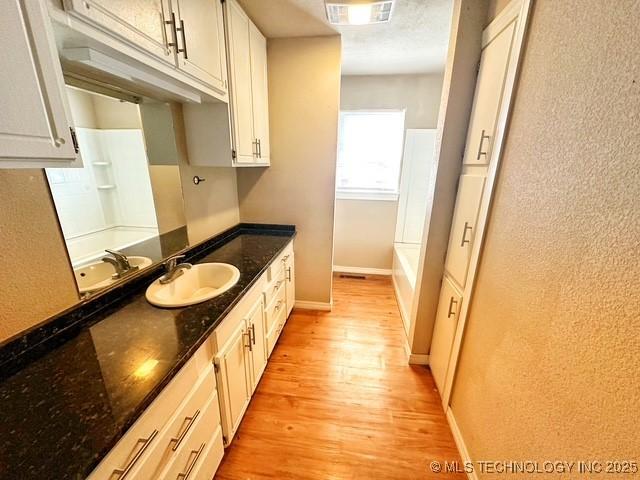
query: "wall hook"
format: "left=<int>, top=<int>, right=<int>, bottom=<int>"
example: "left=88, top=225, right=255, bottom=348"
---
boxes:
left=193, top=176, right=206, bottom=185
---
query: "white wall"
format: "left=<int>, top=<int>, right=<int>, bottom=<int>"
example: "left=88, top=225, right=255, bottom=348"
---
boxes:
left=333, top=74, right=444, bottom=271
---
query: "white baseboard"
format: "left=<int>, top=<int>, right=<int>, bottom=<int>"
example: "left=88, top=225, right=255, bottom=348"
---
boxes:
left=294, top=301, right=332, bottom=311
left=408, top=353, right=430, bottom=365
left=446, top=407, right=477, bottom=480
left=403, top=337, right=430, bottom=365
left=333, top=265, right=392, bottom=276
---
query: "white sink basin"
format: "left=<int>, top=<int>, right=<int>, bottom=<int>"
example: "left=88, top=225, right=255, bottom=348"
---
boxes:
left=75, top=256, right=153, bottom=294
left=145, top=263, right=241, bottom=308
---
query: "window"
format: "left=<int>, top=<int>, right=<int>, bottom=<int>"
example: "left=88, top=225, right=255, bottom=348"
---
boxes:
left=336, top=110, right=406, bottom=200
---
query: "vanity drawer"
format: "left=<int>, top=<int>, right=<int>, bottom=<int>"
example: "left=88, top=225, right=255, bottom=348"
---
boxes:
left=134, top=367, right=218, bottom=478
left=266, top=303, right=286, bottom=357
left=87, top=342, right=212, bottom=480
left=264, top=282, right=286, bottom=334
left=263, top=265, right=285, bottom=307
left=158, top=394, right=224, bottom=480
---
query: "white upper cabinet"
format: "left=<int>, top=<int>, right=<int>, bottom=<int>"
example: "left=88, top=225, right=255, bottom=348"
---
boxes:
left=60, top=0, right=228, bottom=98
left=463, top=22, right=516, bottom=166
left=249, top=22, right=270, bottom=164
left=62, top=0, right=175, bottom=65
left=0, top=0, right=79, bottom=168
left=171, top=0, right=227, bottom=92
left=224, top=0, right=270, bottom=167
left=226, top=0, right=255, bottom=164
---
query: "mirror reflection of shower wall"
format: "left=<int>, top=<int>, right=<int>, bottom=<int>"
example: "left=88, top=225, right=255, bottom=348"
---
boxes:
left=45, top=86, right=187, bottom=293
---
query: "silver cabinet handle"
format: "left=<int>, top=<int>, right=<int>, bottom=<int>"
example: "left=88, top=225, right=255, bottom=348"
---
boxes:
left=447, top=297, right=458, bottom=318
left=476, top=129, right=491, bottom=161
left=286, top=267, right=291, bottom=282
left=250, top=324, right=256, bottom=345
left=176, top=443, right=205, bottom=480
left=243, top=330, right=253, bottom=352
left=164, top=12, right=178, bottom=50
left=460, top=222, right=472, bottom=247
left=274, top=300, right=283, bottom=312
left=282, top=254, right=290, bottom=262
left=112, top=430, right=159, bottom=479
left=170, top=410, right=200, bottom=452
left=257, top=139, right=262, bottom=158
left=177, top=19, right=188, bottom=59
left=274, top=280, right=284, bottom=291
left=252, top=139, right=259, bottom=157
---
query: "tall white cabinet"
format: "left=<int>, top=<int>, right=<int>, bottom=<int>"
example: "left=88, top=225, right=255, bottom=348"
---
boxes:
left=429, top=7, right=523, bottom=397
left=0, top=0, right=79, bottom=168
left=224, top=0, right=271, bottom=166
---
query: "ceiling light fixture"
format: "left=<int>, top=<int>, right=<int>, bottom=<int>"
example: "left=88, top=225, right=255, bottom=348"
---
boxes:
left=325, top=1, right=394, bottom=26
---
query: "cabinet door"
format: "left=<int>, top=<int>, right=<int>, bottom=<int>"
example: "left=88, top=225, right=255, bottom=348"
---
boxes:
left=249, top=22, right=270, bottom=164
left=214, top=320, right=251, bottom=445
left=284, top=255, right=295, bottom=317
left=63, top=0, right=174, bottom=65
left=429, top=277, right=462, bottom=394
left=173, top=0, right=227, bottom=93
left=462, top=21, right=516, bottom=166
left=225, top=0, right=255, bottom=164
left=1, top=0, right=78, bottom=168
left=444, top=174, right=486, bottom=288
left=247, top=297, right=267, bottom=390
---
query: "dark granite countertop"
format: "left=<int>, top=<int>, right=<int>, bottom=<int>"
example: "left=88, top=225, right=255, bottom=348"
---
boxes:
left=0, top=224, right=295, bottom=480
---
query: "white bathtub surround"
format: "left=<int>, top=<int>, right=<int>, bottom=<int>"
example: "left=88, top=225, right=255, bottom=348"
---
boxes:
left=47, top=128, right=159, bottom=265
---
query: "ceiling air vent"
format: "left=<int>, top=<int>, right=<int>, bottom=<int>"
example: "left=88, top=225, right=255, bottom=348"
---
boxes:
left=325, top=1, right=395, bottom=26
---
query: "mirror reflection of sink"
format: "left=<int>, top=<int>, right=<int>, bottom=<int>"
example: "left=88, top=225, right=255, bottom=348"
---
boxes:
left=146, top=263, right=240, bottom=308
left=75, top=256, right=153, bottom=294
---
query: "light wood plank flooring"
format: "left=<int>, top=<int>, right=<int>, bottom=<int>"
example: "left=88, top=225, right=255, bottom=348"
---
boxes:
left=215, top=274, right=464, bottom=479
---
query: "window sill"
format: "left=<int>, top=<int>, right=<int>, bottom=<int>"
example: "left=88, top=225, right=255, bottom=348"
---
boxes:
left=336, top=191, right=399, bottom=202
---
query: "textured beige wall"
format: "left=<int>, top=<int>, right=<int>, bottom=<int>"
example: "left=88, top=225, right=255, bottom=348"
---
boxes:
left=172, top=104, right=240, bottom=245
left=451, top=0, right=640, bottom=473
left=237, top=36, right=341, bottom=304
left=334, top=74, right=444, bottom=270
left=0, top=171, right=79, bottom=343
left=334, top=199, right=398, bottom=270
left=409, top=0, right=488, bottom=355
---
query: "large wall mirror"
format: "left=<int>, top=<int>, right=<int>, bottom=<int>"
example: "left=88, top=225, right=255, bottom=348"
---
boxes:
left=46, top=85, right=190, bottom=297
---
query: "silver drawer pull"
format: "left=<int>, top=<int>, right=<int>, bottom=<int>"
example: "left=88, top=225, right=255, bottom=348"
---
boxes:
left=176, top=443, right=205, bottom=480
left=243, top=330, right=253, bottom=352
left=112, top=429, right=159, bottom=479
left=170, top=410, right=200, bottom=451
left=286, top=267, right=291, bottom=281
left=476, top=129, right=491, bottom=161
left=447, top=297, right=458, bottom=318
left=274, top=299, right=283, bottom=312
left=460, top=222, right=472, bottom=247
left=282, top=254, right=290, bottom=262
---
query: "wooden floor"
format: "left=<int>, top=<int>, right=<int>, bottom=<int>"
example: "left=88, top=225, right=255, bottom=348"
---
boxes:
left=215, top=274, right=464, bottom=480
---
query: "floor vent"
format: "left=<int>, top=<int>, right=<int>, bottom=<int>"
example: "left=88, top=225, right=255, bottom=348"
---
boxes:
left=339, top=274, right=367, bottom=280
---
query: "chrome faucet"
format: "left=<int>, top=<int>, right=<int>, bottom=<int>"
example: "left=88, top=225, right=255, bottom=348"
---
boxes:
left=102, top=249, right=138, bottom=279
left=159, top=255, right=192, bottom=285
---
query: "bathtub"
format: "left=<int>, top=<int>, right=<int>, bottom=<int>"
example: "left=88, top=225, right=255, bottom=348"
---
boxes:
left=392, top=243, right=421, bottom=334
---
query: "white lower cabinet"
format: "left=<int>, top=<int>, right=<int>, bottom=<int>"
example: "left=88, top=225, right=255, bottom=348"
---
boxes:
left=214, top=317, right=253, bottom=446
left=429, top=277, right=463, bottom=394
left=246, top=297, right=268, bottom=390
left=89, top=240, right=295, bottom=478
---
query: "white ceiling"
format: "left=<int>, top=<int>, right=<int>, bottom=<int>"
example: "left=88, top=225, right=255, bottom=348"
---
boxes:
left=237, top=0, right=453, bottom=75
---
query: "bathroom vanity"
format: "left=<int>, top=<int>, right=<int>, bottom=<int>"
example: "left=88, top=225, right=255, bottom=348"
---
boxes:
left=0, top=224, right=295, bottom=480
